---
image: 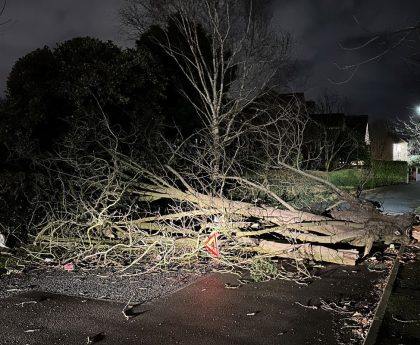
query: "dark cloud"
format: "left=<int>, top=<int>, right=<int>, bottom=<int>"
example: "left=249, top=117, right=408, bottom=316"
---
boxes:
left=269, top=0, right=420, bottom=120
left=0, top=0, right=419, bottom=121
left=0, top=0, right=128, bottom=95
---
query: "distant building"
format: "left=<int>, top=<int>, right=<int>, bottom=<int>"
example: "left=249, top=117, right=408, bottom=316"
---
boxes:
left=304, top=113, right=370, bottom=170
left=370, top=121, right=409, bottom=161
left=369, top=120, right=420, bottom=182
left=392, top=139, right=409, bottom=161
left=247, top=91, right=371, bottom=171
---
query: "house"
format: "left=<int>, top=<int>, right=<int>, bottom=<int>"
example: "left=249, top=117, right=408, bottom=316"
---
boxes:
left=303, top=113, right=370, bottom=171
left=245, top=91, right=371, bottom=171
left=369, top=120, right=410, bottom=161
left=241, top=91, right=312, bottom=167
left=392, top=139, right=409, bottom=161
left=370, top=124, right=408, bottom=161
left=369, top=120, right=420, bottom=181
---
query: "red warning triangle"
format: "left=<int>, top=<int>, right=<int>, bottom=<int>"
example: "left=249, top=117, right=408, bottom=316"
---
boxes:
left=204, top=232, right=219, bottom=257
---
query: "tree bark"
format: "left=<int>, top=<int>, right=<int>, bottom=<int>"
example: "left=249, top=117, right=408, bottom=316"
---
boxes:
left=257, top=240, right=359, bottom=265
left=128, top=180, right=414, bottom=263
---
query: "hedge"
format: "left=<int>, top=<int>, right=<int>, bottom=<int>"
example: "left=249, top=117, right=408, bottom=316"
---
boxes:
left=324, top=160, right=408, bottom=189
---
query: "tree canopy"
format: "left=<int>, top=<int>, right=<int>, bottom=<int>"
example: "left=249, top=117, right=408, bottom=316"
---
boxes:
left=2, top=37, right=165, bottom=158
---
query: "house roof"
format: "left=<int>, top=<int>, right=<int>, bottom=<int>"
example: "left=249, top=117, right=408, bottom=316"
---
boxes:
left=346, top=115, right=369, bottom=131
left=309, top=113, right=368, bottom=131
left=309, top=113, right=345, bottom=128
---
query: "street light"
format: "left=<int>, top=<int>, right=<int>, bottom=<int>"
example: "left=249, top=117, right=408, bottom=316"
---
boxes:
left=415, top=105, right=420, bottom=116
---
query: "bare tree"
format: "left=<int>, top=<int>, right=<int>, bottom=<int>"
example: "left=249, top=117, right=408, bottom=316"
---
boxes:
left=0, top=0, right=5, bottom=17
left=396, top=115, right=420, bottom=156
left=0, top=0, right=414, bottom=283
left=304, top=91, right=367, bottom=171
left=0, top=0, right=10, bottom=28
left=243, top=93, right=310, bottom=170
left=321, top=123, right=360, bottom=172
left=121, top=0, right=291, bottom=179
left=313, top=90, right=351, bottom=115
left=332, top=16, right=420, bottom=84
left=31, top=113, right=412, bottom=271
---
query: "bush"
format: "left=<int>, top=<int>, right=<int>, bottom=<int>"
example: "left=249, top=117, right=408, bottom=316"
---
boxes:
left=327, top=169, right=365, bottom=188
left=250, top=257, right=278, bottom=282
left=370, top=160, right=408, bottom=187
left=324, top=160, right=408, bottom=189
left=0, top=171, right=49, bottom=242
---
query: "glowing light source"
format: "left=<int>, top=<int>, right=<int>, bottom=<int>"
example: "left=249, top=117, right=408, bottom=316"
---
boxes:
left=415, top=105, right=420, bottom=116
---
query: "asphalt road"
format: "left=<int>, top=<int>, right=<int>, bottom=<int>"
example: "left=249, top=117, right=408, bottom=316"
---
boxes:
left=2, top=182, right=417, bottom=345
left=361, top=182, right=420, bottom=214
left=0, top=266, right=387, bottom=345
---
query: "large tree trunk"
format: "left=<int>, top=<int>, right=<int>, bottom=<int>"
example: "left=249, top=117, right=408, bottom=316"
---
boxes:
left=112, top=177, right=415, bottom=265
left=33, top=157, right=415, bottom=268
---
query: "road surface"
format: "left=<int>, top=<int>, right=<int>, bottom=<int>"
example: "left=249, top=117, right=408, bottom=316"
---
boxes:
left=361, top=182, right=420, bottom=214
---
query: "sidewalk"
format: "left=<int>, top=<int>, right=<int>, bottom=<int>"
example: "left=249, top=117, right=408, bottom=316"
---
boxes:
left=0, top=264, right=389, bottom=345
left=361, top=183, right=420, bottom=344
left=375, top=246, right=420, bottom=345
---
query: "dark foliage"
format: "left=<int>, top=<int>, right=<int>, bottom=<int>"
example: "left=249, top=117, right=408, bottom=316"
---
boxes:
left=0, top=37, right=168, bottom=240
left=2, top=37, right=165, bottom=162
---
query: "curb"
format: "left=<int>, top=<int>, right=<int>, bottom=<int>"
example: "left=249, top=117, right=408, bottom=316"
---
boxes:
left=363, top=245, right=405, bottom=345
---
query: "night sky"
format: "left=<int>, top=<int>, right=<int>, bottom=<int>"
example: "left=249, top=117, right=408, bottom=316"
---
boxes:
left=0, top=0, right=419, bottom=121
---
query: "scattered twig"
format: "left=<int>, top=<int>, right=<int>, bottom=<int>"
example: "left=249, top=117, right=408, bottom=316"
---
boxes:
left=224, top=283, right=241, bottom=289
left=15, top=301, right=37, bottom=307
left=392, top=314, right=420, bottom=323
left=295, top=301, right=318, bottom=310
left=246, top=311, right=260, bottom=316
left=320, top=299, right=353, bottom=315
left=122, top=295, right=134, bottom=320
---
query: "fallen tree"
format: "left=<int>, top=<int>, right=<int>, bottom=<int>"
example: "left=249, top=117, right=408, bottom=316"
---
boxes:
left=31, top=148, right=414, bottom=272
left=20, top=0, right=415, bottom=273
left=1, top=1, right=415, bottom=282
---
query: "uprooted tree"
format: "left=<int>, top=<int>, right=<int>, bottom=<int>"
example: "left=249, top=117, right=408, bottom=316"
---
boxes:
left=32, top=118, right=413, bottom=274
left=3, top=0, right=415, bottom=278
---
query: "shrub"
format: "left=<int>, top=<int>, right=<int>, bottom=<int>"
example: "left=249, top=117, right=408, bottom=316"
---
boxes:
left=369, top=160, right=408, bottom=187
left=250, top=257, right=278, bottom=282
left=325, top=160, right=407, bottom=189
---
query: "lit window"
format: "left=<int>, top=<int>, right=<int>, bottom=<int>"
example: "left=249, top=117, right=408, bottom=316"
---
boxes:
left=393, top=143, right=405, bottom=161
left=394, top=144, right=401, bottom=158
